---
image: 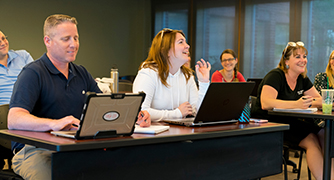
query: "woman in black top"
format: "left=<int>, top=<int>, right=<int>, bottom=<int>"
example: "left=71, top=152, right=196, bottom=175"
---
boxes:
left=252, top=42, right=324, bottom=179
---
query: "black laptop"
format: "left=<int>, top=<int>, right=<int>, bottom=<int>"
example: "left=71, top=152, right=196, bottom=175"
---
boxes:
left=51, top=92, right=145, bottom=139
left=163, top=82, right=255, bottom=126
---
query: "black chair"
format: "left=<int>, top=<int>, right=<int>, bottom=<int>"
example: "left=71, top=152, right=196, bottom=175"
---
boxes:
left=247, top=78, right=263, bottom=97
left=0, top=104, right=12, bottom=168
left=118, top=80, right=133, bottom=92
left=283, top=143, right=312, bottom=180
left=0, top=104, right=23, bottom=180
left=119, top=75, right=136, bottom=83
left=250, top=95, right=257, bottom=115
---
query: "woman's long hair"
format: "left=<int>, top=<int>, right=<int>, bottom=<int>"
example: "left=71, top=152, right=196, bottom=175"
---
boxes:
left=139, top=29, right=193, bottom=87
left=326, top=50, right=334, bottom=88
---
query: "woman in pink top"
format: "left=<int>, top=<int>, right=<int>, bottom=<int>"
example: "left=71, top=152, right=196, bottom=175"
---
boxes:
left=211, top=49, right=245, bottom=82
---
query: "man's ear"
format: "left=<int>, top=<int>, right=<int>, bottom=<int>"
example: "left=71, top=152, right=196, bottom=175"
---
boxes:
left=44, top=36, right=51, bottom=47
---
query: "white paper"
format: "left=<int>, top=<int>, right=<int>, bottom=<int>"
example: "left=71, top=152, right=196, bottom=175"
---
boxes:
left=134, top=125, right=169, bottom=134
left=273, top=108, right=318, bottom=113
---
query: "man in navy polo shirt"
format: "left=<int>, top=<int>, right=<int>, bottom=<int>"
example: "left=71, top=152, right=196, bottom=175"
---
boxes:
left=7, top=14, right=150, bottom=180
left=8, top=14, right=95, bottom=180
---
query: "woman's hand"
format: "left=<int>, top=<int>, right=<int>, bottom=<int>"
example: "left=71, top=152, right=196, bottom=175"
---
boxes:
left=136, top=110, right=151, bottom=127
left=178, top=102, right=193, bottom=117
left=195, top=58, right=211, bottom=83
left=297, top=96, right=314, bottom=109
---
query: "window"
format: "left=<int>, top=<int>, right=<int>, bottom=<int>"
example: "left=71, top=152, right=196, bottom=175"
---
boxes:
left=154, top=2, right=189, bottom=39
left=242, top=1, right=290, bottom=79
left=301, top=0, right=334, bottom=82
left=152, top=0, right=332, bottom=83
left=195, top=1, right=237, bottom=75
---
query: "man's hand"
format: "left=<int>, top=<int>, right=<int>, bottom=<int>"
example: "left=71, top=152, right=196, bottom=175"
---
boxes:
left=50, top=115, right=80, bottom=131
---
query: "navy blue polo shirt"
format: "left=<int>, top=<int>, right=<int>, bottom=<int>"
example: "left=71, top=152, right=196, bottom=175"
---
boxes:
left=10, top=53, right=101, bottom=150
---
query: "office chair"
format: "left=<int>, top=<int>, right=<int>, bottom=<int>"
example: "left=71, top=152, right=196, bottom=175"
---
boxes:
left=0, top=104, right=23, bottom=180
left=119, top=75, right=136, bottom=83
left=0, top=104, right=12, bottom=167
left=283, top=143, right=311, bottom=180
left=247, top=78, right=263, bottom=97
left=118, top=80, right=133, bottom=93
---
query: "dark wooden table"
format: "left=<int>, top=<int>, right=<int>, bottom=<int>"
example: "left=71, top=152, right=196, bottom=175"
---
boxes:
left=269, top=110, right=334, bottom=180
left=0, top=122, right=289, bottom=180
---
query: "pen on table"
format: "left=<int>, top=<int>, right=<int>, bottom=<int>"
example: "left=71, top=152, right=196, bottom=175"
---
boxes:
left=140, top=111, right=147, bottom=122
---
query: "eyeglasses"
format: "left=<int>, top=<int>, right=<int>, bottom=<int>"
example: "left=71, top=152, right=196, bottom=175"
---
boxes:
left=0, top=36, right=8, bottom=43
left=160, top=28, right=173, bottom=39
left=221, top=58, right=235, bottom=63
left=282, top=41, right=304, bottom=57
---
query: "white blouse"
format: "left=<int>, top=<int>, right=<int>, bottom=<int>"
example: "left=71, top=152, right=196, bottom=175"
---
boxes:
left=133, top=68, right=209, bottom=121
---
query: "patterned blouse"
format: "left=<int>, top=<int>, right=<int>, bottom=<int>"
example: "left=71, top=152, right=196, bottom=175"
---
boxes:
left=314, top=72, right=333, bottom=95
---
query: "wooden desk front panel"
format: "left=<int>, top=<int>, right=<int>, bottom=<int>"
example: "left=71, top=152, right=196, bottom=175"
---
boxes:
left=52, top=131, right=283, bottom=180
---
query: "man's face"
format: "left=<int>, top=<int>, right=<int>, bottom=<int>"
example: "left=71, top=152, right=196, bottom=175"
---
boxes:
left=45, top=22, right=79, bottom=64
left=0, top=31, right=9, bottom=58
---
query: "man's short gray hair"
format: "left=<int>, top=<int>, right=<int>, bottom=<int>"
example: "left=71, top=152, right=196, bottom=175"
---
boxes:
left=44, top=14, right=77, bottom=37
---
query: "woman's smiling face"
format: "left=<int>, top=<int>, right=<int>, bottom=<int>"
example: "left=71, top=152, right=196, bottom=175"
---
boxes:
left=285, top=48, right=307, bottom=75
left=168, top=33, right=190, bottom=67
left=221, top=53, right=237, bottom=72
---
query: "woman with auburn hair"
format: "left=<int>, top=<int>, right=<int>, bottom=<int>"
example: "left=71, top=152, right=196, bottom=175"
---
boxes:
left=211, top=49, right=245, bottom=82
left=314, top=50, right=334, bottom=95
left=252, top=41, right=327, bottom=179
left=133, top=28, right=211, bottom=121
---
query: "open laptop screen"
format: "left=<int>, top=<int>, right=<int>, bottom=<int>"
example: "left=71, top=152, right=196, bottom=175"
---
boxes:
left=52, top=92, right=145, bottom=139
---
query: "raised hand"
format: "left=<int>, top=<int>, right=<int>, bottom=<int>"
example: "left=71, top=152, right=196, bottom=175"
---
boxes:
left=195, top=58, right=211, bottom=83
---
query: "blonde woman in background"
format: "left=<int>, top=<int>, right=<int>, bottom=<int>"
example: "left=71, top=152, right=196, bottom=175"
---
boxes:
left=314, top=50, right=334, bottom=95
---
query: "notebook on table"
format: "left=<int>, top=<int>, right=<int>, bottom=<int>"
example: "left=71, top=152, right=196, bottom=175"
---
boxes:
left=163, top=82, right=255, bottom=126
left=51, top=92, right=145, bottom=139
left=134, top=125, right=170, bottom=134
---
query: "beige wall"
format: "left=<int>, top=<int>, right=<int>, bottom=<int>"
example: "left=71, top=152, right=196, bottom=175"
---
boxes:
left=1, top=0, right=151, bottom=78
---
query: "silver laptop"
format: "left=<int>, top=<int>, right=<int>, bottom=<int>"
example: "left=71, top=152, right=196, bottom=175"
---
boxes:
left=51, top=92, right=145, bottom=139
left=163, top=82, right=255, bottom=126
